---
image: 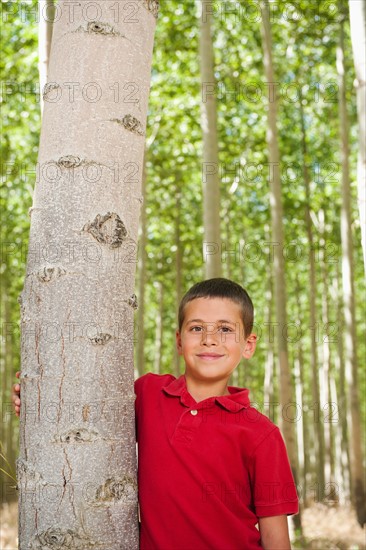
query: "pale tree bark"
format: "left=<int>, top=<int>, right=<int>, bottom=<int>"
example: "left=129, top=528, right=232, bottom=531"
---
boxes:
left=318, top=209, right=334, bottom=484
left=299, top=100, right=326, bottom=493
left=199, top=0, right=221, bottom=278
left=136, top=153, right=148, bottom=377
left=38, top=0, right=55, bottom=114
left=18, top=1, right=158, bottom=548
left=259, top=1, right=301, bottom=531
left=349, top=0, right=366, bottom=274
left=337, top=17, right=366, bottom=527
left=294, top=275, right=308, bottom=504
left=333, top=264, right=351, bottom=503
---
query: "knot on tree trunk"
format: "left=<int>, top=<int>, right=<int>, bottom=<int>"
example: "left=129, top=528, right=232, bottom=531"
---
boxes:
left=37, top=266, right=66, bottom=282
left=82, top=212, right=127, bottom=248
left=111, top=115, right=145, bottom=136
left=143, top=0, right=160, bottom=18
left=74, top=21, right=121, bottom=36
left=57, top=155, right=82, bottom=169
left=56, top=428, right=99, bottom=444
left=43, top=82, right=61, bottom=101
left=30, top=527, right=96, bottom=549
left=128, top=294, right=138, bottom=310
left=89, top=332, right=112, bottom=345
left=95, top=475, right=137, bottom=504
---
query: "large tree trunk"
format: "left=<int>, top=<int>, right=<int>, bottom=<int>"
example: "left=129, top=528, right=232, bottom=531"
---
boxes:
left=349, top=0, right=366, bottom=273
left=337, top=17, right=366, bottom=527
left=259, top=0, right=301, bottom=531
left=18, top=2, right=158, bottom=548
left=199, top=0, right=221, bottom=278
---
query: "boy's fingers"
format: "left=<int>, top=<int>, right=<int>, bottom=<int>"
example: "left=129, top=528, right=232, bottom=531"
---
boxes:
left=16, top=371, right=20, bottom=379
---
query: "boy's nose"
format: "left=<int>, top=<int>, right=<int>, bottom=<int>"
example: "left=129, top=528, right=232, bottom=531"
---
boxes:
left=201, top=327, right=219, bottom=345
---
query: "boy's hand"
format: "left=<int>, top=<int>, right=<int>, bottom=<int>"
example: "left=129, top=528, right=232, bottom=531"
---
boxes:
left=12, top=371, right=21, bottom=417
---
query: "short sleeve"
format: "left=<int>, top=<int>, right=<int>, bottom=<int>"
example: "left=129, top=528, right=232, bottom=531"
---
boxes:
left=250, top=427, right=299, bottom=517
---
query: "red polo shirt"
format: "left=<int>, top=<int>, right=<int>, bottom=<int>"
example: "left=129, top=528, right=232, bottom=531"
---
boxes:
left=135, top=373, right=298, bottom=550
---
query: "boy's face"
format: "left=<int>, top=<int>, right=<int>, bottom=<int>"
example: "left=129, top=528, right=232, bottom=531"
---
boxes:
left=176, top=297, right=256, bottom=385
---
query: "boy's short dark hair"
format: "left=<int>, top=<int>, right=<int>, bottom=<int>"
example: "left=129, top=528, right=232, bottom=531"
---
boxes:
left=178, top=278, right=254, bottom=336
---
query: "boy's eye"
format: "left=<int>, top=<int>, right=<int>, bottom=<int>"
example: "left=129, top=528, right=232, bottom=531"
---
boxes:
left=190, top=326, right=203, bottom=332
left=218, top=326, right=233, bottom=333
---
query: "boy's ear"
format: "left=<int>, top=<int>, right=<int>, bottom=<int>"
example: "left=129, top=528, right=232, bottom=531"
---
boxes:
left=242, top=333, right=257, bottom=359
left=176, top=330, right=183, bottom=355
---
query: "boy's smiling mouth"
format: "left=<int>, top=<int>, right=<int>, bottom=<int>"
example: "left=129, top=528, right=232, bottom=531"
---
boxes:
left=196, top=353, right=225, bottom=360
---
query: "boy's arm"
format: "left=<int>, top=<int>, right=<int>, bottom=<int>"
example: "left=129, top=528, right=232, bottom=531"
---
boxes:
left=258, top=515, right=291, bottom=550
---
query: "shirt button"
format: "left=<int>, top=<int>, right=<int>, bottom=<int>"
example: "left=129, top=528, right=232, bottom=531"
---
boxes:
left=190, top=409, right=198, bottom=416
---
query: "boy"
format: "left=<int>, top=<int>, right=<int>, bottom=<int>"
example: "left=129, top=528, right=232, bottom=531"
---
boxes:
left=13, top=278, right=298, bottom=549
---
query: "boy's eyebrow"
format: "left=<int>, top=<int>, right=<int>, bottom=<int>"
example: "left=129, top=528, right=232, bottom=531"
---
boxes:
left=186, top=319, right=237, bottom=325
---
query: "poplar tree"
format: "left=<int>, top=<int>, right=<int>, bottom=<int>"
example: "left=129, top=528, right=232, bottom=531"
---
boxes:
left=17, top=1, right=158, bottom=547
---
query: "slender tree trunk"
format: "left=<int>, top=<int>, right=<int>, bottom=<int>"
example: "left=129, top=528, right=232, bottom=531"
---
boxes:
left=38, top=0, right=55, bottom=114
left=259, top=1, right=301, bottom=530
left=199, top=0, right=221, bottom=278
left=153, top=282, right=163, bottom=374
left=173, top=179, right=183, bottom=377
left=299, top=100, right=326, bottom=493
left=337, top=17, right=366, bottom=526
left=18, top=2, right=158, bottom=548
left=294, top=274, right=309, bottom=506
left=136, top=152, right=148, bottom=377
left=349, top=0, right=366, bottom=273
left=318, top=209, right=334, bottom=485
left=263, top=275, right=274, bottom=407
left=1, top=278, right=10, bottom=503
left=334, top=263, right=351, bottom=502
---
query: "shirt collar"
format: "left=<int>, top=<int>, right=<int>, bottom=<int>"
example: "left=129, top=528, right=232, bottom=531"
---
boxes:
left=162, top=375, right=250, bottom=412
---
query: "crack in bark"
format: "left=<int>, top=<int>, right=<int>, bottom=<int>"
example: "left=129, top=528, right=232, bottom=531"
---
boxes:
left=82, top=212, right=127, bottom=248
left=110, top=114, right=145, bottom=136
left=61, top=447, right=77, bottom=520
left=57, top=331, right=66, bottom=424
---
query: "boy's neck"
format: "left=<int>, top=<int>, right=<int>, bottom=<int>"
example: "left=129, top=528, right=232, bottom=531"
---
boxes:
left=184, top=375, right=230, bottom=402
